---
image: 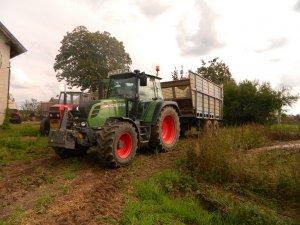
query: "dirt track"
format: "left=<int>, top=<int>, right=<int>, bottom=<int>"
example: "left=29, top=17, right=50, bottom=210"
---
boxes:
left=0, top=147, right=182, bottom=225
left=1, top=139, right=299, bottom=224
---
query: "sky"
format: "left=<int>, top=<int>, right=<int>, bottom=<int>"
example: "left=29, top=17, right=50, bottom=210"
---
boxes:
left=1, top=0, right=300, bottom=114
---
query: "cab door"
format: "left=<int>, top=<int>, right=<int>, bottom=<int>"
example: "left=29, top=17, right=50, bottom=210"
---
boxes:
left=137, top=78, right=156, bottom=120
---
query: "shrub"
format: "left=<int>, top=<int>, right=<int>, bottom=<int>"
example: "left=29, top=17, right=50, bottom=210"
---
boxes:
left=186, top=124, right=300, bottom=203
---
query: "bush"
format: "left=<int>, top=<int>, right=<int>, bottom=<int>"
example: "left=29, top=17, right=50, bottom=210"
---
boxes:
left=186, top=124, right=300, bottom=203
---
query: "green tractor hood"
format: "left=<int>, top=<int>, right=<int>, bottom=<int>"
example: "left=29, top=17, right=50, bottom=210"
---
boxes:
left=88, top=99, right=127, bottom=128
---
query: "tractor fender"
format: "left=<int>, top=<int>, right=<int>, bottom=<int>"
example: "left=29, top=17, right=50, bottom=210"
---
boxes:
left=105, top=117, right=141, bottom=142
left=151, top=101, right=181, bottom=124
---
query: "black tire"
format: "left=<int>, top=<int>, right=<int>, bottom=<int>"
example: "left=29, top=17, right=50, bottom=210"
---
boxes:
left=212, top=120, right=219, bottom=135
left=54, top=146, right=88, bottom=159
left=203, top=120, right=213, bottom=136
left=40, top=118, right=50, bottom=136
left=97, top=122, right=137, bottom=167
left=149, top=106, right=180, bottom=151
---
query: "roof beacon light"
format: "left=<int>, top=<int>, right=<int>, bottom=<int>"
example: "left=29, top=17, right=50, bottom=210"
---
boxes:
left=155, top=65, right=160, bottom=76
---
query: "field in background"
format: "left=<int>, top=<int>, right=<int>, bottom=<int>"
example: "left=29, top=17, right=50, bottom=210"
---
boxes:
left=0, top=124, right=47, bottom=167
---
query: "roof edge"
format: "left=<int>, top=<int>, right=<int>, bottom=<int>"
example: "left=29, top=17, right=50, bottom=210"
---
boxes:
left=0, top=21, right=27, bottom=58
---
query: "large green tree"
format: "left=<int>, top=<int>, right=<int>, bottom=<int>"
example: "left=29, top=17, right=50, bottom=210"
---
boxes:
left=223, top=80, right=298, bottom=124
left=196, top=57, right=233, bottom=85
left=54, top=26, right=132, bottom=90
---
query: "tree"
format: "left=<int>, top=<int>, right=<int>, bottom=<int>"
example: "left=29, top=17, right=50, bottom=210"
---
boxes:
left=54, top=26, right=132, bottom=91
left=197, top=57, right=233, bottom=85
left=21, top=98, right=41, bottom=120
left=171, top=65, right=187, bottom=81
left=277, top=86, right=299, bottom=123
left=171, top=67, right=178, bottom=80
left=223, top=80, right=299, bottom=124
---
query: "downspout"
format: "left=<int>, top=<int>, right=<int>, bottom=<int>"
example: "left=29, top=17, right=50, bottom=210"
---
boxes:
left=7, top=61, right=11, bottom=109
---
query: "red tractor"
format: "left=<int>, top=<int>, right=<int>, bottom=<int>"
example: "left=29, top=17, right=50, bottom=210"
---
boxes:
left=40, top=91, right=93, bottom=135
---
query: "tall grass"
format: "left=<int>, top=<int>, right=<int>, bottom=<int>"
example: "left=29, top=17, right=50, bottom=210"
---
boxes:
left=122, top=170, right=295, bottom=225
left=186, top=124, right=300, bottom=203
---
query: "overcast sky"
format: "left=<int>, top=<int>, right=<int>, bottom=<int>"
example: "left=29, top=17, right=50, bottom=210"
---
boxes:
left=1, top=0, right=300, bottom=114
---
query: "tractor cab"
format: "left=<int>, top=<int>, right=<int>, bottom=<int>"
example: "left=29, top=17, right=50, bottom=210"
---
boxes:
left=106, top=69, right=164, bottom=119
left=49, top=91, right=92, bottom=129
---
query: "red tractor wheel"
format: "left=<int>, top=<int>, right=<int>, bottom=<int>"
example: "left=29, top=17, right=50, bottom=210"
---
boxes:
left=97, top=122, right=137, bottom=167
left=116, top=132, right=133, bottom=159
left=149, top=106, right=180, bottom=151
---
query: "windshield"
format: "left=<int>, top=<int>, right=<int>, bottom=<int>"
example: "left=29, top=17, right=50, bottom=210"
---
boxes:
left=107, top=76, right=137, bottom=99
left=59, top=92, right=81, bottom=104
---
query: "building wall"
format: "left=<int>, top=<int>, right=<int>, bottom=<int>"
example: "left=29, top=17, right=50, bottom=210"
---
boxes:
left=0, top=32, right=10, bottom=125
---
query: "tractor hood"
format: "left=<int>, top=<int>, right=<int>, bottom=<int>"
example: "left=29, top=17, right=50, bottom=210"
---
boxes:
left=88, top=99, right=127, bottom=128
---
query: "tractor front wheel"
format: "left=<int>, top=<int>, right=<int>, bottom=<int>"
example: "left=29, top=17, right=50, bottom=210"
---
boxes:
left=40, top=118, right=50, bottom=136
left=149, top=106, right=180, bottom=151
left=97, top=122, right=137, bottom=167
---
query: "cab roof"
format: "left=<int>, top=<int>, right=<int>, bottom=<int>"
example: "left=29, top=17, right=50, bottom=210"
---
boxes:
left=109, top=72, right=162, bottom=80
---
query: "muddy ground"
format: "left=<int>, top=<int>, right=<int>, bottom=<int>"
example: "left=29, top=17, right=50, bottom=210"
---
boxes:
left=1, top=139, right=300, bottom=225
left=0, top=145, right=183, bottom=225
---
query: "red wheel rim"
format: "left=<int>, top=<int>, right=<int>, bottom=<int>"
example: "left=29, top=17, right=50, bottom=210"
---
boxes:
left=161, top=115, right=176, bottom=144
left=117, top=132, right=132, bottom=159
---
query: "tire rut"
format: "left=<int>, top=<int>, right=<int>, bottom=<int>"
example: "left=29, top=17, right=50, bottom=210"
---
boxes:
left=0, top=148, right=183, bottom=224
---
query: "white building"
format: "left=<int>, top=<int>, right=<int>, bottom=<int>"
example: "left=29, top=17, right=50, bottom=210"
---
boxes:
left=0, top=22, right=26, bottom=125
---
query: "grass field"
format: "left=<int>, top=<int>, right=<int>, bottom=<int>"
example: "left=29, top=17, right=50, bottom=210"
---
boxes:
left=0, top=123, right=48, bottom=167
left=123, top=124, right=300, bottom=225
left=0, top=123, right=299, bottom=224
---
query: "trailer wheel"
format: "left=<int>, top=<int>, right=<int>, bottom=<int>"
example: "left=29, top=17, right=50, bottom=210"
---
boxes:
left=213, top=120, right=219, bottom=135
left=54, top=146, right=88, bottom=159
left=149, top=106, right=180, bottom=151
left=97, top=122, right=137, bottom=167
left=40, top=118, right=50, bottom=136
left=203, top=120, right=213, bottom=136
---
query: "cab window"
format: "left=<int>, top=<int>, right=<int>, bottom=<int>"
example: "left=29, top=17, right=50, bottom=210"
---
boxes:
left=139, top=78, right=155, bottom=101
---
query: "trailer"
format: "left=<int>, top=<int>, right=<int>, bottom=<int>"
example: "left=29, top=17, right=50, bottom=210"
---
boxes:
left=161, top=70, right=223, bottom=134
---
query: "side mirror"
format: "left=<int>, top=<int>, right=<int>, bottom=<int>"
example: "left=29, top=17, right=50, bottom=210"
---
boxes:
left=140, top=74, right=147, bottom=86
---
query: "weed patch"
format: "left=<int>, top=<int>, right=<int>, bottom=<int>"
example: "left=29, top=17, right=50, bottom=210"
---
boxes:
left=0, top=208, right=25, bottom=225
left=58, top=184, right=70, bottom=194
left=64, top=158, right=80, bottom=180
left=35, top=193, right=52, bottom=214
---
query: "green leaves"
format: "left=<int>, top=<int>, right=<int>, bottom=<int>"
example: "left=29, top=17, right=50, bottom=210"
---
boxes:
left=223, top=80, right=299, bottom=124
left=54, top=26, right=132, bottom=91
left=197, top=57, right=233, bottom=85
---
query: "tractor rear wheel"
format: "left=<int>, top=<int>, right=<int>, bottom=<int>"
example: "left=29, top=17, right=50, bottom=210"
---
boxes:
left=40, top=118, right=50, bottom=136
left=149, top=106, right=180, bottom=151
left=97, top=122, right=137, bottom=167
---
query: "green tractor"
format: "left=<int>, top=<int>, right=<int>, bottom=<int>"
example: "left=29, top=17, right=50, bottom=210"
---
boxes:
left=48, top=69, right=180, bottom=167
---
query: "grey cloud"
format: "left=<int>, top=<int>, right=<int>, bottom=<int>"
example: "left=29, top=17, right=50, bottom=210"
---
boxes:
left=135, top=0, right=171, bottom=20
left=294, top=0, right=300, bottom=12
left=176, top=0, right=223, bottom=56
left=255, top=38, right=287, bottom=53
left=278, top=74, right=300, bottom=88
